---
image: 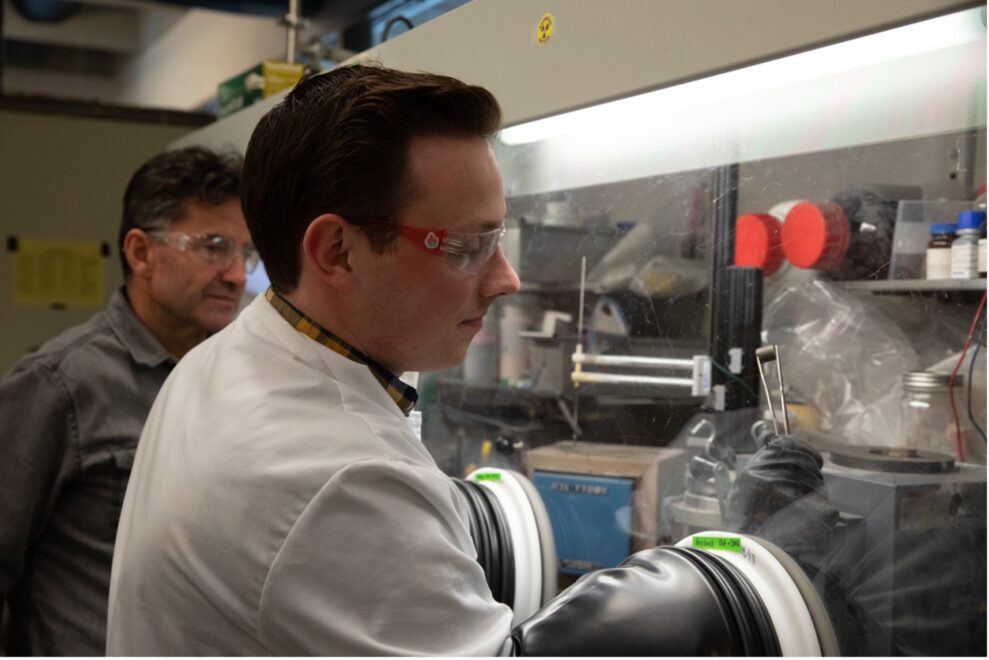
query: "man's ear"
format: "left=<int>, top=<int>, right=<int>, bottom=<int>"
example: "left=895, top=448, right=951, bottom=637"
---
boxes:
left=122, top=229, right=156, bottom=280
left=302, top=214, right=356, bottom=288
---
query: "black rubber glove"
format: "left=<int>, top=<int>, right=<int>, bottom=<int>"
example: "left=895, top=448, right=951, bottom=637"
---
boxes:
left=724, top=433, right=838, bottom=577
left=512, top=547, right=758, bottom=656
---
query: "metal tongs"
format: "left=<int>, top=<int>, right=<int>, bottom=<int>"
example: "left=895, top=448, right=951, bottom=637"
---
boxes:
left=755, top=345, right=790, bottom=436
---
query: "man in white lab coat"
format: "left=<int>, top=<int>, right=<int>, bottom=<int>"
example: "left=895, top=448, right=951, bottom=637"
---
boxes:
left=106, top=64, right=521, bottom=655
left=105, top=63, right=845, bottom=658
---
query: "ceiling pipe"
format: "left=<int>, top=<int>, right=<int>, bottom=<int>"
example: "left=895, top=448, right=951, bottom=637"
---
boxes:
left=11, top=0, right=327, bottom=24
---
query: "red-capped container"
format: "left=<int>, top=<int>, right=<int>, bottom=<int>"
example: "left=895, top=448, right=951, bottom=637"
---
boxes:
left=735, top=213, right=784, bottom=275
left=781, top=201, right=851, bottom=269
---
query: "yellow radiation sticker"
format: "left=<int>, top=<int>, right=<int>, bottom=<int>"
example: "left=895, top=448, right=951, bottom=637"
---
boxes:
left=536, top=13, right=554, bottom=44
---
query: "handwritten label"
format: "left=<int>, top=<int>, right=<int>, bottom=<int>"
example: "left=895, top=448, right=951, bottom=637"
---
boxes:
left=692, top=536, right=742, bottom=553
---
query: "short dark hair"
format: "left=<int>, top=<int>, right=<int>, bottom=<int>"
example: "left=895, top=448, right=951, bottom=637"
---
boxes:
left=242, top=64, right=502, bottom=293
left=118, top=147, right=243, bottom=278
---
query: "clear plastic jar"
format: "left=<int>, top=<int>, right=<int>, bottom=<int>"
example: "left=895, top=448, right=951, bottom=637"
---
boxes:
left=901, top=371, right=983, bottom=463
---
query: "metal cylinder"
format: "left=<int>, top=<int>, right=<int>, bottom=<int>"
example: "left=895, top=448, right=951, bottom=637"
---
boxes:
left=572, top=354, right=694, bottom=370
left=571, top=372, right=694, bottom=388
left=285, top=0, right=301, bottom=63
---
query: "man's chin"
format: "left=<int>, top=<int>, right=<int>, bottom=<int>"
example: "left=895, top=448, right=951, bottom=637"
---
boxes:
left=198, top=311, right=238, bottom=334
left=405, top=346, right=470, bottom=375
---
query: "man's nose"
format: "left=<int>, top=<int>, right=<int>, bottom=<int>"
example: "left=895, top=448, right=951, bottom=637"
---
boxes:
left=219, top=254, right=248, bottom=288
left=479, top=248, right=521, bottom=299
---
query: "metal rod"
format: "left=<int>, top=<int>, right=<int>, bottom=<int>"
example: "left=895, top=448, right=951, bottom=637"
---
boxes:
left=755, top=358, right=778, bottom=434
left=571, top=372, right=694, bottom=388
left=286, top=0, right=301, bottom=63
left=572, top=354, right=694, bottom=369
left=572, top=256, right=588, bottom=440
left=775, top=356, right=790, bottom=435
left=577, top=256, right=587, bottom=340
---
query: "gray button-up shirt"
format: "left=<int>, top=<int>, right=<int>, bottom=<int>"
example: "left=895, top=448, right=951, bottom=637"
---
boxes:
left=0, top=287, right=174, bottom=656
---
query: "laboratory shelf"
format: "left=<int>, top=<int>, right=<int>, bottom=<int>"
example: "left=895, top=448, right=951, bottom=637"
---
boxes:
left=838, top=278, right=986, bottom=293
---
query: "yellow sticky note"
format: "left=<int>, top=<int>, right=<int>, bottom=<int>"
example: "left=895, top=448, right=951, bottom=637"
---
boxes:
left=13, top=238, right=105, bottom=308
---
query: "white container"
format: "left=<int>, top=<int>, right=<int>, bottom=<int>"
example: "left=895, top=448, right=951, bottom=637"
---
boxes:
left=499, top=303, right=532, bottom=383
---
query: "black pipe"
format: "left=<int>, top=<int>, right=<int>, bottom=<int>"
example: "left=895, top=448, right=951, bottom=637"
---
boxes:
left=725, top=267, right=763, bottom=410
left=708, top=163, right=739, bottom=408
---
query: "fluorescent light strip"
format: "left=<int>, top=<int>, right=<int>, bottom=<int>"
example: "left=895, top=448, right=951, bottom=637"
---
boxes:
left=499, top=8, right=985, bottom=146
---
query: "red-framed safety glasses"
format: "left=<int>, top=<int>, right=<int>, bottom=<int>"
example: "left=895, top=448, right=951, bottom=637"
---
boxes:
left=348, top=217, right=505, bottom=274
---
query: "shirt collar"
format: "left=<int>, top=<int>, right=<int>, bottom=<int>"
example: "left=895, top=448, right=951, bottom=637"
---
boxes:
left=105, top=286, right=175, bottom=368
left=265, top=288, right=418, bottom=415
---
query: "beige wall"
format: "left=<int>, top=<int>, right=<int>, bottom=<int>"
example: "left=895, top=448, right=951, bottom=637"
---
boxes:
left=0, top=109, right=194, bottom=373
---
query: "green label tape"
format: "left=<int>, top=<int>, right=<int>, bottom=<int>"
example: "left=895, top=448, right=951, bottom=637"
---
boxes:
left=692, top=536, right=742, bottom=553
left=475, top=472, right=501, bottom=481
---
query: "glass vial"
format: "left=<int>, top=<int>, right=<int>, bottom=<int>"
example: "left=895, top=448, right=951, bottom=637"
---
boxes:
left=925, top=223, right=956, bottom=280
left=951, top=210, right=985, bottom=279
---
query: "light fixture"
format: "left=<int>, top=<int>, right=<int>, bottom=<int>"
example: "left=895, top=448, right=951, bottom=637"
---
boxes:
left=499, top=8, right=985, bottom=146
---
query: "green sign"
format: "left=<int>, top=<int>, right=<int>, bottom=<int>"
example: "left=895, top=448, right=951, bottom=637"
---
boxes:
left=475, top=472, right=502, bottom=482
left=692, top=536, right=742, bottom=553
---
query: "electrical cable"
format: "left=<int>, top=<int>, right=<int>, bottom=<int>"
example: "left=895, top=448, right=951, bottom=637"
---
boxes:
left=948, top=291, right=986, bottom=462
left=967, top=315, right=986, bottom=442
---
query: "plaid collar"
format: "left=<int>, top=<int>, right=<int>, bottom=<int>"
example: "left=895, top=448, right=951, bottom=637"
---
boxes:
left=265, top=288, right=418, bottom=416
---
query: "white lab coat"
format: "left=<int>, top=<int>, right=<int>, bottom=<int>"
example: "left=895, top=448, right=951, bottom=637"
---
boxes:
left=106, top=295, right=513, bottom=655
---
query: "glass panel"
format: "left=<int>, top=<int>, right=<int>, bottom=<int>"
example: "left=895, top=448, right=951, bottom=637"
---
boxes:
left=423, top=7, right=987, bottom=656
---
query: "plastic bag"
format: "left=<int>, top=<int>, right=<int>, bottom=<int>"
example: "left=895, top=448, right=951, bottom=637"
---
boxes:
left=763, top=278, right=918, bottom=445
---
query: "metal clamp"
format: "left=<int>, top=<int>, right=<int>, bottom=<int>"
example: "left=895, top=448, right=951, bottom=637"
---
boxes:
left=571, top=344, right=712, bottom=396
left=755, top=344, right=790, bottom=435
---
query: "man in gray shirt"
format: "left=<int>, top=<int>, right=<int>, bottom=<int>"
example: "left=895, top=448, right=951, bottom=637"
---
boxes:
left=0, top=147, right=254, bottom=655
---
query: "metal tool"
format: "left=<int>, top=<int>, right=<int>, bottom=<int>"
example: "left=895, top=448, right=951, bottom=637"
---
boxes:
left=755, top=344, right=790, bottom=435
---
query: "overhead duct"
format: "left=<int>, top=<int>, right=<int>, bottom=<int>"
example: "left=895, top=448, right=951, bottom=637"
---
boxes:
left=11, top=0, right=77, bottom=23
left=10, top=0, right=327, bottom=24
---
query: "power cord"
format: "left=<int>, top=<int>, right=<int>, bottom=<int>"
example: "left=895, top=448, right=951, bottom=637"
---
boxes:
left=948, top=291, right=986, bottom=461
left=967, top=313, right=986, bottom=442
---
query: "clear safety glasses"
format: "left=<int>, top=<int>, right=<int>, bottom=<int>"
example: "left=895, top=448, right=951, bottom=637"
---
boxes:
left=351, top=218, right=506, bottom=275
left=148, top=231, right=260, bottom=274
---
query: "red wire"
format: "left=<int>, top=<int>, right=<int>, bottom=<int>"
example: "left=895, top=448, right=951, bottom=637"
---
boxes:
left=948, top=291, right=987, bottom=462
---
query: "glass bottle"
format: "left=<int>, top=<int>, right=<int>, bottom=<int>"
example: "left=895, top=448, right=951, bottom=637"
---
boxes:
left=925, top=223, right=956, bottom=280
left=951, top=210, right=984, bottom=279
left=901, top=371, right=983, bottom=463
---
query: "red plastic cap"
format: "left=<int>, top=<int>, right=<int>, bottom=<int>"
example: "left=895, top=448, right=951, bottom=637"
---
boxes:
left=735, top=213, right=784, bottom=275
left=781, top=201, right=851, bottom=269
